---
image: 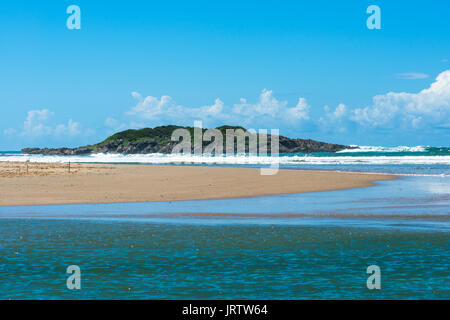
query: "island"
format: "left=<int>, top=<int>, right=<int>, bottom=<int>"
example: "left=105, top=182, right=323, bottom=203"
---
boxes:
left=22, top=125, right=355, bottom=155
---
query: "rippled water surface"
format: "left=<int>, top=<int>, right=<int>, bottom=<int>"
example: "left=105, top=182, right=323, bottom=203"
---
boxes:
left=0, top=221, right=448, bottom=299
left=0, top=176, right=448, bottom=299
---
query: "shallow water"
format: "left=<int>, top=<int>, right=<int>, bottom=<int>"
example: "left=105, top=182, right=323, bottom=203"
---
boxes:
left=0, top=221, right=448, bottom=299
left=1, top=176, right=448, bottom=231
left=0, top=176, right=448, bottom=299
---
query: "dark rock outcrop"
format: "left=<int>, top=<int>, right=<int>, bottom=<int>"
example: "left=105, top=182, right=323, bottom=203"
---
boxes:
left=22, top=125, right=355, bottom=155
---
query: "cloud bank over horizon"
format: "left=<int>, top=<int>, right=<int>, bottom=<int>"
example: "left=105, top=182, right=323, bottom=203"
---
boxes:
left=3, top=109, right=94, bottom=148
left=124, top=88, right=310, bottom=130
left=3, top=70, right=450, bottom=148
left=119, top=70, right=450, bottom=136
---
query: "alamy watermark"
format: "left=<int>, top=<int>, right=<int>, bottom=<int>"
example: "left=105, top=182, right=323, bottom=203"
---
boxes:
left=64, top=5, right=382, bottom=32
left=171, top=121, right=280, bottom=175
left=366, top=265, right=381, bottom=290
left=66, top=5, right=81, bottom=30
left=66, top=265, right=81, bottom=290
left=366, top=5, right=381, bottom=30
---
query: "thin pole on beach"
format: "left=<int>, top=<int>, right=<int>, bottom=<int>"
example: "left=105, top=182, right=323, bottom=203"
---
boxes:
left=26, top=161, right=29, bottom=174
left=68, top=162, right=71, bottom=173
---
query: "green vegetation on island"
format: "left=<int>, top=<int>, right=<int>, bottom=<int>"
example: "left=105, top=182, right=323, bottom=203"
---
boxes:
left=22, top=125, right=354, bottom=155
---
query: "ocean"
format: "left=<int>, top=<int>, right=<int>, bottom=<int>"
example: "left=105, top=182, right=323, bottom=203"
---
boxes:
left=0, top=146, right=449, bottom=299
left=1, top=146, right=450, bottom=175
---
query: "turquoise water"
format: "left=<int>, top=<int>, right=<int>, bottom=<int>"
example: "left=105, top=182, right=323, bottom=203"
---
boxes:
left=2, top=146, right=450, bottom=175
left=4, top=146, right=450, bottom=156
left=0, top=176, right=448, bottom=299
left=0, top=148, right=449, bottom=299
left=0, top=221, right=448, bottom=299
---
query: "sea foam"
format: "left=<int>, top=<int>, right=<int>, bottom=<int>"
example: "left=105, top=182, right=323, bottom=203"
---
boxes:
left=1, top=152, right=450, bottom=166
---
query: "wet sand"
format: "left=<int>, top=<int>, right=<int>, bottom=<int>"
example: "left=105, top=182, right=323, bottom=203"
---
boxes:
left=0, top=161, right=394, bottom=206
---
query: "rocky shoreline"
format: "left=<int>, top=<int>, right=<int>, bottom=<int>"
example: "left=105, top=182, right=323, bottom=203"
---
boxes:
left=22, top=125, right=355, bottom=155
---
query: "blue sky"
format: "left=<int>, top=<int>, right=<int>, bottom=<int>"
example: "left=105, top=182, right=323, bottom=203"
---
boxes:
left=1, top=0, right=449, bottom=149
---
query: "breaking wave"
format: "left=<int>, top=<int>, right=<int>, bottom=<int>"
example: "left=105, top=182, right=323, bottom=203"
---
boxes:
left=1, top=151, right=450, bottom=166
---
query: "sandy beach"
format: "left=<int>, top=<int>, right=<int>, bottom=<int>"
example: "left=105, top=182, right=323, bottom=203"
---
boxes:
left=0, top=161, right=395, bottom=206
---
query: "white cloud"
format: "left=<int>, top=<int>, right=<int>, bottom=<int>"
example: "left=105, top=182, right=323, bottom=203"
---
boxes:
left=395, top=72, right=429, bottom=80
left=5, top=109, right=91, bottom=138
left=126, top=89, right=310, bottom=129
left=285, top=98, right=310, bottom=121
left=198, top=98, right=224, bottom=117
left=23, top=109, right=54, bottom=136
left=232, top=89, right=287, bottom=118
left=54, top=119, right=82, bottom=136
left=319, top=103, right=348, bottom=132
left=124, top=71, right=450, bottom=135
left=126, top=93, right=180, bottom=120
left=333, top=103, right=347, bottom=118
left=351, top=70, right=450, bottom=129
left=5, top=71, right=449, bottom=147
